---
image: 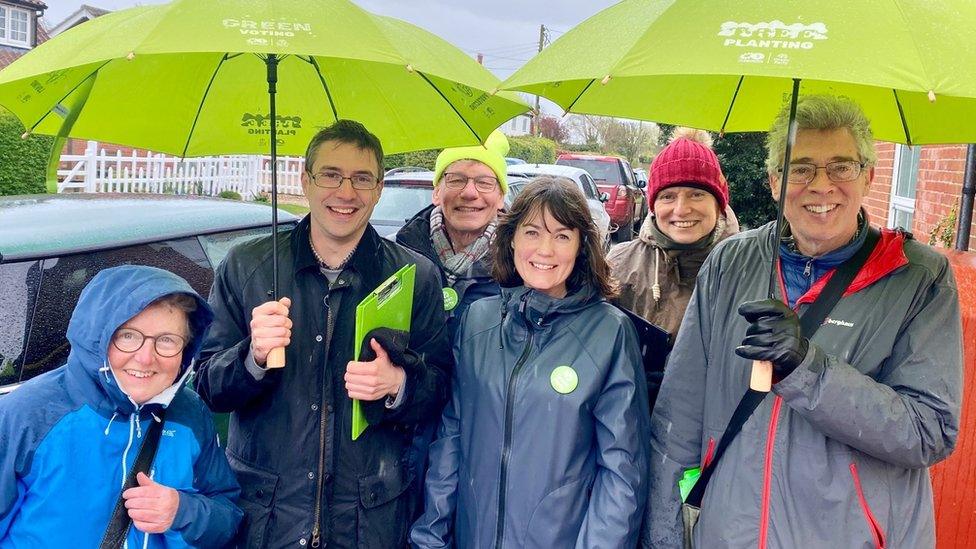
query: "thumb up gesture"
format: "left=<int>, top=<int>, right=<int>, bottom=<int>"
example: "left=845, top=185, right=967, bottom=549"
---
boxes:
left=122, top=472, right=180, bottom=533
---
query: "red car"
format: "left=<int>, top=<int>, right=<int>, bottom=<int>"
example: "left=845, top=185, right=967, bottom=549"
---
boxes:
left=556, top=153, right=646, bottom=241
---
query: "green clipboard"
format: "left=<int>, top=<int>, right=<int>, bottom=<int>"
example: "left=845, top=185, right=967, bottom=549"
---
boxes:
left=351, top=263, right=416, bottom=440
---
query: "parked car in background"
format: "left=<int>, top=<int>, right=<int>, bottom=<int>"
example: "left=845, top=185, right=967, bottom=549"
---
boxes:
left=506, top=164, right=612, bottom=250
left=633, top=167, right=648, bottom=188
left=556, top=153, right=646, bottom=241
left=505, top=157, right=527, bottom=166
left=372, top=171, right=436, bottom=238
left=0, top=194, right=298, bottom=395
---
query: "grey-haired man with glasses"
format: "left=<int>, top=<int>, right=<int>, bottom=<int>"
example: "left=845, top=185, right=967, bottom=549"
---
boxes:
left=644, top=95, right=962, bottom=547
left=197, top=119, right=452, bottom=548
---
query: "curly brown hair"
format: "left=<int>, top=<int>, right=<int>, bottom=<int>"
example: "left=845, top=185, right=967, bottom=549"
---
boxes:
left=491, top=176, right=617, bottom=299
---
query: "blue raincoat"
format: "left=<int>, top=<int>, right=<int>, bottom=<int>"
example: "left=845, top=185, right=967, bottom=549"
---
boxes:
left=0, top=265, right=242, bottom=547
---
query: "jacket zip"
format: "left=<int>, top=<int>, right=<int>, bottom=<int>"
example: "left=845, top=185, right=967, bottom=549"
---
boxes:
left=850, top=463, right=887, bottom=549
left=493, top=331, right=534, bottom=549
left=311, top=299, right=336, bottom=548
left=803, top=258, right=813, bottom=278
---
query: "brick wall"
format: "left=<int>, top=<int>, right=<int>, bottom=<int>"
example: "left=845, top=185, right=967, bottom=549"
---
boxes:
left=867, top=142, right=974, bottom=252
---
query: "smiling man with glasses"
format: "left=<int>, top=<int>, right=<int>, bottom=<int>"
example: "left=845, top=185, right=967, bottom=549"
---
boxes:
left=196, top=119, right=452, bottom=548
left=645, top=95, right=962, bottom=548
left=397, top=130, right=509, bottom=334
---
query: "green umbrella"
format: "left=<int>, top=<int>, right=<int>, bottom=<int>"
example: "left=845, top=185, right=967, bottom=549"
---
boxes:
left=0, top=0, right=527, bottom=320
left=0, top=1, right=526, bottom=156
left=502, top=0, right=976, bottom=145
left=503, top=0, right=976, bottom=390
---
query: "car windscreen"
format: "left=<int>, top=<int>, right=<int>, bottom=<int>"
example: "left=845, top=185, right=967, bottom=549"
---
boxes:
left=1, top=238, right=213, bottom=390
left=371, top=185, right=433, bottom=223
left=557, top=159, right=622, bottom=185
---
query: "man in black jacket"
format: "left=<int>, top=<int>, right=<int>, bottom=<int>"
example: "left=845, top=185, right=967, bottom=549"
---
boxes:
left=196, top=120, right=452, bottom=548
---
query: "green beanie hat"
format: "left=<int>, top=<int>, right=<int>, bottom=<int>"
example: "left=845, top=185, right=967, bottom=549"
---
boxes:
left=433, top=130, right=510, bottom=193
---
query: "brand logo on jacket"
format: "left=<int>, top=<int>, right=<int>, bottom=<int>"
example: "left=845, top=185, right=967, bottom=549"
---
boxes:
left=823, top=317, right=855, bottom=328
left=162, top=429, right=176, bottom=437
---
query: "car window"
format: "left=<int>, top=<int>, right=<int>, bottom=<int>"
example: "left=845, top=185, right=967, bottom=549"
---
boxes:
left=371, top=185, right=433, bottom=223
left=556, top=159, right=622, bottom=185
left=575, top=174, right=597, bottom=199
left=199, top=226, right=284, bottom=269
left=0, top=261, right=42, bottom=391
left=14, top=238, right=213, bottom=386
left=582, top=174, right=601, bottom=198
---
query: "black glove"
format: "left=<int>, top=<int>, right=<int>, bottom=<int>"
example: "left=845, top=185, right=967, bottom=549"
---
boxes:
left=734, top=299, right=809, bottom=379
left=358, top=327, right=421, bottom=376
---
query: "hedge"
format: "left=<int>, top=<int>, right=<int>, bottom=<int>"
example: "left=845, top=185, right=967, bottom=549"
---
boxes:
left=0, top=108, right=55, bottom=196
left=508, top=136, right=556, bottom=164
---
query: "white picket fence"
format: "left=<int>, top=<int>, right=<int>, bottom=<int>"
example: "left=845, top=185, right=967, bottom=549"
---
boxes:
left=57, top=141, right=306, bottom=198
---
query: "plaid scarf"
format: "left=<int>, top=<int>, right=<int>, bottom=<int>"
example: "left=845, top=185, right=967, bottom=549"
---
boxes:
left=429, top=206, right=496, bottom=285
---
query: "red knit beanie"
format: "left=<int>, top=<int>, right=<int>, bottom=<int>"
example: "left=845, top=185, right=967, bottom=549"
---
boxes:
left=648, top=128, right=728, bottom=213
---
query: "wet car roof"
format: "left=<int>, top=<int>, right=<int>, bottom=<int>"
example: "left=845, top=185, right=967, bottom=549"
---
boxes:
left=0, top=193, right=298, bottom=262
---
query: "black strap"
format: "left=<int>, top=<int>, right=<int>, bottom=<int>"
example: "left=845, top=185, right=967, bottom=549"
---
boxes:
left=686, top=228, right=881, bottom=507
left=99, top=410, right=167, bottom=549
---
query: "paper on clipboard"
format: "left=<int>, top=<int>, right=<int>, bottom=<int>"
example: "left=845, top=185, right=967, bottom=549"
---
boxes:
left=351, top=263, right=416, bottom=440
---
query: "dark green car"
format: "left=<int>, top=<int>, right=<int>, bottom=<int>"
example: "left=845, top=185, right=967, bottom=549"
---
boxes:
left=0, top=193, right=299, bottom=396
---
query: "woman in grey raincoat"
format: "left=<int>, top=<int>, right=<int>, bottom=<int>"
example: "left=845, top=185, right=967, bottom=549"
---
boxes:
left=411, top=176, right=651, bottom=548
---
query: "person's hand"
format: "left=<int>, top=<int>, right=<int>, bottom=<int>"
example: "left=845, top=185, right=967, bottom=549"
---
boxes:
left=249, top=297, right=292, bottom=366
left=734, top=299, right=809, bottom=378
left=345, top=338, right=406, bottom=401
left=123, top=472, right=180, bottom=534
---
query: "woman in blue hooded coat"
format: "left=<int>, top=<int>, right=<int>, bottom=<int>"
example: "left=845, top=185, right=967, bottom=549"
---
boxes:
left=0, top=265, right=242, bottom=547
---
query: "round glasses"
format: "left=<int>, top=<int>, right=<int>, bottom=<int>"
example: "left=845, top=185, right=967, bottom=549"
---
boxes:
left=308, top=170, right=380, bottom=190
left=442, top=173, right=499, bottom=193
left=780, top=160, right=866, bottom=185
left=112, top=328, right=187, bottom=358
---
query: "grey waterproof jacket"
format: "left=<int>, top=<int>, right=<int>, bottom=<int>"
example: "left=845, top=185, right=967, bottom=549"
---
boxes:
left=645, top=222, right=962, bottom=548
left=411, top=284, right=651, bottom=548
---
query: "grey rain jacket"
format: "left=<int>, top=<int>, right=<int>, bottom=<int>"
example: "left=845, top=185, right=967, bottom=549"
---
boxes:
left=196, top=218, right=452, bottom=549
left=411, top=284, right=651, bottom=548
left=645, top=222, right=962, bottom=548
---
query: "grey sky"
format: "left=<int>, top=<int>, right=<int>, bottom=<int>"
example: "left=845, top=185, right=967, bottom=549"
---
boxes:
left=42, top=0, right=617, bottom=81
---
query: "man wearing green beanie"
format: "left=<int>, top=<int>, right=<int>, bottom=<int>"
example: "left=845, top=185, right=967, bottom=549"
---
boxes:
left=396, top=130, right=508, bottom=338
left=396, top=131, right=508, bottom=518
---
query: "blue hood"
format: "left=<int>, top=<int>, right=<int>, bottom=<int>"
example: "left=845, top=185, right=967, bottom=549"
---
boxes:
left=65, top=265, right=214, bottom=414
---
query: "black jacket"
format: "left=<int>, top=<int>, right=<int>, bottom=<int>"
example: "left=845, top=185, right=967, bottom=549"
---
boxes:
left=396, top=204, right=499, bottom=340
left=196, top=217, right=452, bottom=548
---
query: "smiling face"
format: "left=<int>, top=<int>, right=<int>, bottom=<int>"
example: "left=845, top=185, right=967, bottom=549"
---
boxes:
left=654, top=186, right=720, bottom=244
left=107, top=301, right=187, bottom=405
left=301, top=140, right=383, bottom=248
left=512, top=207, right=581, bottom=299
left=433, top=159, right=504, bottom=248
left=770, top=127, right=872, bottom=257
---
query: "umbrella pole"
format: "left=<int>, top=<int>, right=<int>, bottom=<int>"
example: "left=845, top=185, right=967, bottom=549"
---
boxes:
left=266, top=53, right=286, bottom=369
left=750, top=78, right=801, bottom=392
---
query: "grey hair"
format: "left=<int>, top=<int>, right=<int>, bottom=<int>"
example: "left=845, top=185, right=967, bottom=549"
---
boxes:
left=151, top=293, right=198, bottom=342
left=765, top=95, right=876, bottom=175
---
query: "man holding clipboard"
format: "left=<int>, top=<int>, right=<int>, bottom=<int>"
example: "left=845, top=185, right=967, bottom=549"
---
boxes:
left=196, top=120, right=451, bottom=549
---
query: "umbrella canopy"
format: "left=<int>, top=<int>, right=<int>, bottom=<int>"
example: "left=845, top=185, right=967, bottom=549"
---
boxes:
left=502, top=0, right=976, bottom=145
left=0, top=0, right=528, bottom=156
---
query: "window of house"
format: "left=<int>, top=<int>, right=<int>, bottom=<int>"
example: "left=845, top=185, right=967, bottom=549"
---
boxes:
left=888, top=145, right=920, bottom=231
left=0, top=5, right=31, bottom=47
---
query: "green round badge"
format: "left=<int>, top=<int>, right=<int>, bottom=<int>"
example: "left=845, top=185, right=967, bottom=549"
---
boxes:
left=550, top=366, right=579, bottom=394
left=442, top=287, right=459, bottom=311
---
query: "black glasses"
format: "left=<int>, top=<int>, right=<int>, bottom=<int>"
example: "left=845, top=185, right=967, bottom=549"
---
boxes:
left=112, top=328, right=187, bottom=358
left=442, top=172, right=499, bottom=193
left=308, top=170, right=380, bottom=190
left=780, top=160, right=866, bottom=185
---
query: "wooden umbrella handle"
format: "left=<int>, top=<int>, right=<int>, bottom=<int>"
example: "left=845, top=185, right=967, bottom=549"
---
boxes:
left=266, top=346, right=286, bottom=369
left=750, top=360, right=772, bottom=392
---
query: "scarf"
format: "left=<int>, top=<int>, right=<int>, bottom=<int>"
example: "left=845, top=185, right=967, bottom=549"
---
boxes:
left=429, top=206, right=496, bottom=285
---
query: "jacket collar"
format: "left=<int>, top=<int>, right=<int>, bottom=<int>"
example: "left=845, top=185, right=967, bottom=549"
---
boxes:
left=501, top=283, right=600, bottom=328
left=293, top=215, right=387, bottom=290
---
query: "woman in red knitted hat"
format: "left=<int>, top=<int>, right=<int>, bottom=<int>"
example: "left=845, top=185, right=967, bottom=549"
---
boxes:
left=607, top=127, right=738, bottom=340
